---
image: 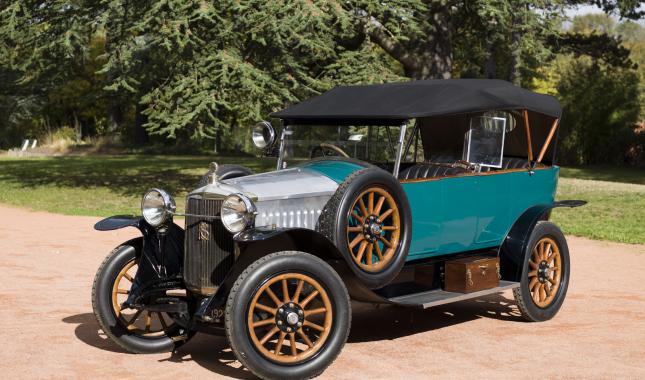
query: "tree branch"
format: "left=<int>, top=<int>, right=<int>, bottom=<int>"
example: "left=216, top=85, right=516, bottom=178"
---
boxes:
left=367, top=23, right=418, bottom=72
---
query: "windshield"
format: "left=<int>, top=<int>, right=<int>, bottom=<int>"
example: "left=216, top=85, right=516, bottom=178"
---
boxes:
left=462, top=115, right=507, bottom=168
left=281, top=125, right=403, bottom=165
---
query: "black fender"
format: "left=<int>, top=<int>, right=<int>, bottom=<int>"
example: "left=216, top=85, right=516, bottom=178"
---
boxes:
left=195, top=227, right=347, bottom=320
left=94, top=216, right=185, bottom=305
left=499, top=200, right=586, bottom=282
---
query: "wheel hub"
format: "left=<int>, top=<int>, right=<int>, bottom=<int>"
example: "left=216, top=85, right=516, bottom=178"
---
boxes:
left=363, top=215, right=383, bottom=242
left=275, top=303, right=304, bottom=332
left=537, top=261, right=549, bottom=283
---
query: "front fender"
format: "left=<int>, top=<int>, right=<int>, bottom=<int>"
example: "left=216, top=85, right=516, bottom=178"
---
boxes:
left=95, top=215, right=185, bottom=304
left=500, top=200, right=586, bottom=282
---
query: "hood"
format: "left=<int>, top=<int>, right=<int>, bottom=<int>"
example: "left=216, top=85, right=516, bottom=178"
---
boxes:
left=189, top=167, right=339, bottom=201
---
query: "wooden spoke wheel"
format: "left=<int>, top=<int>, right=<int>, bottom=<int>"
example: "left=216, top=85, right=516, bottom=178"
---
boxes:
left=346, top=187, right=401, bottom=272
left=527, top=237, right=562, bottom=308
left=111, top=259, right=175, bottom=337
left=247, top=272, right=333, bottom=364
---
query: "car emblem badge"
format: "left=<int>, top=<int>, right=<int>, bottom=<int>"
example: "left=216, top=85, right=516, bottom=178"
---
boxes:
left=198, top=221, right=210, bottom=241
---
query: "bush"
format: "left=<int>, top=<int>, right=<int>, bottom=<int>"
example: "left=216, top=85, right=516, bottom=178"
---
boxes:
left=557, top=59, right=641, bottom=166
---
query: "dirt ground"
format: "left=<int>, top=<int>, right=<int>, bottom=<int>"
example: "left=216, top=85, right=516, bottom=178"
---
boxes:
left=1, top=204, right=644, bottom=380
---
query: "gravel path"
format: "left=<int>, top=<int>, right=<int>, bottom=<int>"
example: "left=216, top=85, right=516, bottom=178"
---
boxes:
left=1, top=204, right=644, bottom=379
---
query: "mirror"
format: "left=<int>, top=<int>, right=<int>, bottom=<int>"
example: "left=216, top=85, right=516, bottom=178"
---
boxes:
left=252, top=121, right=276, bottom=149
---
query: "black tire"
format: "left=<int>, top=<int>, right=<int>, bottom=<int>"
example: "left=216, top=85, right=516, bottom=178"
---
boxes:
left=197, top=164, right=253, bottom=187
left=513, top=221, right=571, bottom=322
left=91, top=239, right=192, bottom=353
left=225, top=251, right=351, bottom=380
left=317, top=168, right=412, bottom=289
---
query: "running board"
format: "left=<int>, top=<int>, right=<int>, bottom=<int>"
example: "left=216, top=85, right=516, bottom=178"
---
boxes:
left=388, top=280, right=520, bottom=309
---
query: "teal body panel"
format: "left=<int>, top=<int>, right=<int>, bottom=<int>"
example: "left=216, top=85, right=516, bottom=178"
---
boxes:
left=301, top=159, right=560, bottom=261
left=299, top=160, right=366, bottom=183
left=403, top=166, right=559, bottom=259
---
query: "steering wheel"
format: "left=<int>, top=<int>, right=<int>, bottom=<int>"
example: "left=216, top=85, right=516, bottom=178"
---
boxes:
left=310, top=143, right=350, bottom=158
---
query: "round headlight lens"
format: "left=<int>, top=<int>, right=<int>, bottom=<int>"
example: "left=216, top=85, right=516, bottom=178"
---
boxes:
left=221, top=194, right=255, bottom=233
left=141, top=189, right=176, bottom=227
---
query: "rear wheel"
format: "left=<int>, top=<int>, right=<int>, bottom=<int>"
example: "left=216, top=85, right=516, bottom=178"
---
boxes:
left=92, top=240, right=192, bottom=353
left=225, top=251, right=350, bottom=380
left=513, top=222, right=570, bottom=322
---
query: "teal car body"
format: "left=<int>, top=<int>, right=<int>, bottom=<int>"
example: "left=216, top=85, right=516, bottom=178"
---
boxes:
left=302, top=160, right=559, bottom=260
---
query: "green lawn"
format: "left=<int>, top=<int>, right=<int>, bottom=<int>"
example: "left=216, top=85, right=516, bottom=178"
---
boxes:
left=0, top=155, right=275, bottom=216
left=0, top=156, right=643, bottom=244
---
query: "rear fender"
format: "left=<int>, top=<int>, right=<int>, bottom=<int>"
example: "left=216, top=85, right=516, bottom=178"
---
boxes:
left=196, top=227, right=346, bottom=319
left=500, top=200, right=586, bottom=282
left=94, top=216, right=185, bottom=304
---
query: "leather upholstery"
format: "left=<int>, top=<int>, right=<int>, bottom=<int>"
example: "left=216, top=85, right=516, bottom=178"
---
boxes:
left=399, top=156, right=530, bottom=180
left=501, top=157, right=529, bottom=169
left=398, top=163, right=467, bottom=180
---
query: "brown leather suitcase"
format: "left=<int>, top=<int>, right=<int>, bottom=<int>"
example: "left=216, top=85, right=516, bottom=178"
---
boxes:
left=444, top=256, right=500, bottom=293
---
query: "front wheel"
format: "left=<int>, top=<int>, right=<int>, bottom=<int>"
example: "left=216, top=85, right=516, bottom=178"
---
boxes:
left=91, top=239, right=192, bottom=353
left=225, top=251, right=351, bottom=380
left=513, top=222, right=571, bottom=322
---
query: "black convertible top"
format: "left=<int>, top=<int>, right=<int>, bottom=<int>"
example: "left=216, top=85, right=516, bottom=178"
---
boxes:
left=272, top=79, right=561, bottom=125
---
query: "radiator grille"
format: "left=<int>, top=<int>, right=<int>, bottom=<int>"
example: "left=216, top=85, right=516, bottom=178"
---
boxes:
left=184, top=197, right=235, bottom=295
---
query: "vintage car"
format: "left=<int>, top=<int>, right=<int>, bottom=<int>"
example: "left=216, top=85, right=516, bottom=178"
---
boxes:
left=92, top=79, right=585, bottom=379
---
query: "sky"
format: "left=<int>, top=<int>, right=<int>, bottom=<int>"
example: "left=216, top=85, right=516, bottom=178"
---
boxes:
left=566, top=4, right=645, bottom=26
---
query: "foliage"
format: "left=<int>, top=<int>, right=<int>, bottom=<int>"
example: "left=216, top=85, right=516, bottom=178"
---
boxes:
left=0, top=1, right=642, bottom=162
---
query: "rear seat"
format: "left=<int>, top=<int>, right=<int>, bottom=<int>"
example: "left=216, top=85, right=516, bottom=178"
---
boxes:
left=399, top=156, right=530, bottom=180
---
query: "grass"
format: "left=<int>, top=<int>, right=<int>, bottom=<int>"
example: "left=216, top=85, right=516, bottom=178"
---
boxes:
left=552, top=166, right=645, bottom=244
left=0, top=156, right=643, bottom=244
left=0, top=155, right=275, bottom=216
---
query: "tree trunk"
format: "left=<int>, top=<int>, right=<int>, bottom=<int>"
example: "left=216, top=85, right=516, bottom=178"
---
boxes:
left=508, top=5, right=525, bottom=85
left=410, top=4, right=453, bottom=79
left=133, top=103, right=149, bottom=145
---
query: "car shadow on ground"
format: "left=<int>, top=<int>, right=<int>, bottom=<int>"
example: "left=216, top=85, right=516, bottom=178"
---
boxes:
left=63, top=293, right=524, bottom=379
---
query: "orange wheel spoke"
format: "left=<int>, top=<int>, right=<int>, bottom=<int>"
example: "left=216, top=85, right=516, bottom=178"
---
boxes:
left=289, top=333, right=298, bottom=356
left=123, top=273, right=134, bottom=282
left=254, top=303, right=277, bottom=315
left=374, top=243, right=383, bottom=260
left=527, top=270, right=538, bottom=278
left=379, top=236, right=392, bottom=248
left=144, top=311, right=152, bottom=333
left=529, top=260, right=538, bottom=269
left=117, top=288, right=129, bottom=295
left=358, top=198, right=368, bottom=218
left=304, top=320, right=325, bottom=332
left=260, top=326, right=280, bottom=345
left=382, top=226, right=398, bottom=231
left=528, top=277, right=538, bottom=291
left=293, top=280, right=304, bottom=304
left=539, top=284, right=547, bottom=302
left=349, top=234, right=365, bottom=249
left=265, top=287, right=282, bottom=306
left=298, top=330, right=314, bottom=348
left=379, top=208, right=394, bottom=220
left=300, top=290, right=319, bottom=309
left=548, top=277, right=557, bottom=286
left=374, top=196, right=385, bottom=215
left=274, top=332, right=286, bottom=354
left=355, top=241, right=368, bottom=262
left=368, top=192, right=374, bottom=214
left=366, top=243, right=374, bottom=265
left=351, top=211, right=364, bottom=222
left=282, top=279, right=290, bottom=303
left=253, top=318, right=276, bottom=328
left=348, top=226, right=362, bottom=232
left=304, top=307, right=326, bottom=317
